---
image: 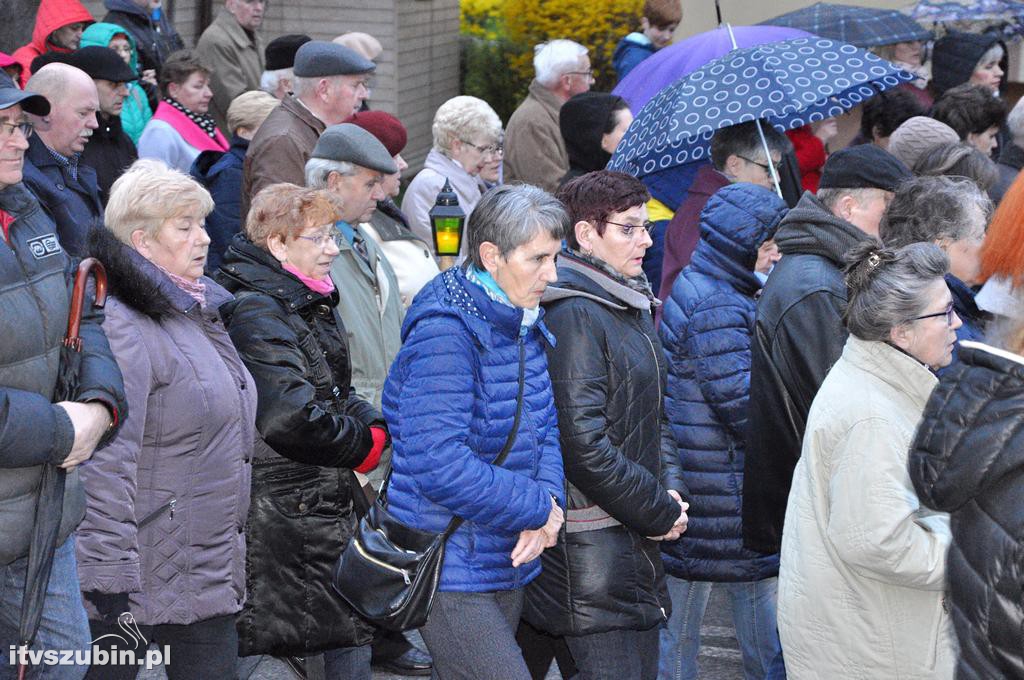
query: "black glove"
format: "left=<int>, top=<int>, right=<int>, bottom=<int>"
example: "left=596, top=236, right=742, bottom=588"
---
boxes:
left=82, top=591, right=131, bottom=624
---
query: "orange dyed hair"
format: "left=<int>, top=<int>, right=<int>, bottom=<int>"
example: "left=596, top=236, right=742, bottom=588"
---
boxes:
left=980, top=172, right=1024, bottom=287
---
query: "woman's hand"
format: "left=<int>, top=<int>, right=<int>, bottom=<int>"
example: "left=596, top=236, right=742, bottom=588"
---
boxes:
left=648, top=490, right=689, bottom=541
left=511, top=498, right=564, bottom=566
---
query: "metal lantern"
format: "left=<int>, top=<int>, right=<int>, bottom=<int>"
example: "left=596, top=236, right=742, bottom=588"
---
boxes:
left=429, top=178, right=465, bottom=267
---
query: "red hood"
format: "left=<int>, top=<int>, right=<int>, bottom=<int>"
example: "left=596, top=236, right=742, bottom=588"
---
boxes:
left=29, top=0, right=93, bottom=54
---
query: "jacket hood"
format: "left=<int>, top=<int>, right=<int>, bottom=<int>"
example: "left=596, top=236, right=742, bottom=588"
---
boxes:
left=773, top=191, right=869, bottom=265
left=30, top=0, right=94, bottom=53
left=104, top=0, right=150, bottom=19
left=931, top=31, right=1007, bottom=97
left=191, top=136, right=246, bottom=184
left=217, top=232, right=339, bottom=312
left=403, top=266, right=552, bottom=350
left=80, top=21, right=139, bottom=72
left=559, top=92, right=623, bottom=176
left=912, top=340, right=1024, bottom=512
left=87, top=226, right=231, bottom=319
left=690, top=183, right=787, bottom=291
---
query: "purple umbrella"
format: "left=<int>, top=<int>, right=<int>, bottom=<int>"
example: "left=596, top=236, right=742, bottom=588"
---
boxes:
left=613, top=24, right=813, bottom=112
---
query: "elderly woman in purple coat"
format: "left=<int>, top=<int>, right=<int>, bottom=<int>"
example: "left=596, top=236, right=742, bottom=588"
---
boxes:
left=75, top=159, right=256, bottom=680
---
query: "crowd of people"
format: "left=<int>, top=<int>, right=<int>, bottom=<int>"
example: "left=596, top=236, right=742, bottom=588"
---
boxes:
left=2, top=0, right=1024, bottom=679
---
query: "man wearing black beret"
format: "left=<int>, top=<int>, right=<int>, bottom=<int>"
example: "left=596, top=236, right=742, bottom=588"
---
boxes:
left=261, top=34, right=311, bottom=100
left=743, top=144, right=914, bottom=557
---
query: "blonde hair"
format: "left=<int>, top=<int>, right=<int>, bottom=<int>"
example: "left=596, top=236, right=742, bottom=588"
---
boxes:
left=227, top=90, right=279, bottom=136
left=105, top=159, right=214, bottom=243
left=245, top=183, right=345, bottom=247
left=432, top=95, right=501, bottom=157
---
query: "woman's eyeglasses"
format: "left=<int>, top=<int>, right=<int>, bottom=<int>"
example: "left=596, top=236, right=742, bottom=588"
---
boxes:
left=604, top=220, right=655, bottom=240
left=296, top=227, right=343, bottom=249
left=912, top=301, right=956, bottom=327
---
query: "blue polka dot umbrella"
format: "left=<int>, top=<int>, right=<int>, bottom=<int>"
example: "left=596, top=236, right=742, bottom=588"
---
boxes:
left=608, top=36, right=913, bottom=179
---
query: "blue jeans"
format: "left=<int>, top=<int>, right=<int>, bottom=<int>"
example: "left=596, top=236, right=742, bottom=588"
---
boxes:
left=324, top=643, right=372, bottom=680
left=658, top=577, right=781, bottom=680
left=0, top=536, right=90, bottom=680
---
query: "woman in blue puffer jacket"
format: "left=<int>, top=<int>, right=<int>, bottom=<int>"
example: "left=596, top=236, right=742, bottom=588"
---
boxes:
left=658, top=183, right=788, bottom=680
left=382, top=185, right=566, bottom=680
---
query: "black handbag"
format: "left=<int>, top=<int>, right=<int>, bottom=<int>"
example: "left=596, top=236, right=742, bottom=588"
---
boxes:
left=332, top=343, right=526, bottom=631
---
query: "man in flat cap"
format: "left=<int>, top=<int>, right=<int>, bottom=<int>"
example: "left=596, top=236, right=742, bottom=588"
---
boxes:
left=261, top=33, right=311, bottom=100
left=195, top=0, right=265, bottom=134
left=69, top=46, right=139, bottom=205
left=743, top=144, right=913, bottom=558
left=22, top=62, right=103, bottom=256
left=242, top=40, right=375, bottom=219
left=0, top=73, right=125, bottom=672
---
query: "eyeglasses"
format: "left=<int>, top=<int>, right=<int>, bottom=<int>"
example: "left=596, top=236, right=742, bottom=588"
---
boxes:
left=0, top=120, right=33, bottom=140
left=296, top=227, right=342, bottom=249
left=912, top=301, right=956, bottom=326
left=605, top=220, right=655, bottom=240
left=738, top=154, right=783, bottom=176
left=460, top=139, right=502, bottom=156
left=565, top=69, right=595, bottom=81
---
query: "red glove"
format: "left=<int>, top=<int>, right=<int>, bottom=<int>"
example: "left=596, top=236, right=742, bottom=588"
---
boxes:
left=355, top=426, right=388, bottom=473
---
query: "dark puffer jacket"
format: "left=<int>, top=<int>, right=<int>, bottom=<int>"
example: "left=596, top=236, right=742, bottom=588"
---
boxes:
left=659, top=184, right=786, bottom=583
left=743, top=191, right=870, bottom=555
left=525, top=251, right=687, bottom=636
left=218, top=235, right=381, bottom=654
left=910, top=340, right=1024, bottom=679
left=0, top=182, right=125, bottom=565
left=190, top=135, right=246, bottom=274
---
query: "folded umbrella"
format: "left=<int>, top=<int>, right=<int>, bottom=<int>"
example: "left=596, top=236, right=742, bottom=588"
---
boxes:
left=762, top=2, right=930, bottom=47
left=17, top=258, right=107, bottom=680
left=609, top=35, right=912, bottom=179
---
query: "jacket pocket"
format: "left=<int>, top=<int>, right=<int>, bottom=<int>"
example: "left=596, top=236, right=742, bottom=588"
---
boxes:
left=138, top=497, right=177, bottom=529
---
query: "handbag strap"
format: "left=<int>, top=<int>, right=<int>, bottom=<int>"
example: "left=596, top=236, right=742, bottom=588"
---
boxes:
left=377, top=341, right=528, bottom=538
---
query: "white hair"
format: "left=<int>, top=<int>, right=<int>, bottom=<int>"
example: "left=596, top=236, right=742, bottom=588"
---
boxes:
left=1009, top=97, right=1024, bottom=143
left=305, top=157, right=356, bottom=188
left=260, top=67, right=292, bottom=94
left=431, top=95, right=502, bottom=156
left=534, top=39, right=588, bottom=88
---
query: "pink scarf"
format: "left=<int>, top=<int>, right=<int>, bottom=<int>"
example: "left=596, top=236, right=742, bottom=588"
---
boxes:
left=151, top=101, right=229, bottom=153
left=284, top=263, right=335, bottom=295
left=156, top=264, right=207, bottom=307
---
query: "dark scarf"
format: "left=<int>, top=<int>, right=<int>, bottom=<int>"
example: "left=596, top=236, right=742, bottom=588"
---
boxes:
left=163, top=96, right=219, bottom=140
left=564, top=248, right=660, bottom=306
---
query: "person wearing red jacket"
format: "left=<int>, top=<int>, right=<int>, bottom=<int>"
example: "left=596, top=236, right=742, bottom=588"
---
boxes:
left=11, top=0, right=94, bottom=87
left=786, top=118, right=837, bottom=194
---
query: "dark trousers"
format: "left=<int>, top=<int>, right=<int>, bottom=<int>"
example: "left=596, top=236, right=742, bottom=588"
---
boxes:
left=420, top=590, right=530, bottom=680
left=516, top=619, right=577, bottom=680
left=84, top=613, right=237, bottom=680
left=565, top=625, right=660, bottom=680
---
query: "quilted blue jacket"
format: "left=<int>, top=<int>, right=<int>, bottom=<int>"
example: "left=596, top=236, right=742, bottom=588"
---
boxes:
left=659, top=183, right=786, bottom=582
left=382, top=267, right=565, bottom=592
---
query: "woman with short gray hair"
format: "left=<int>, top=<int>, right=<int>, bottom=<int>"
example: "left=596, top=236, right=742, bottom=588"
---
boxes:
left=381, top=184, right=567, bottom=679
left=778, top=240, right=958, bottom=679
left=881, top=174, right=993, bottom=345
left=401, top=95, right=503, bottom=260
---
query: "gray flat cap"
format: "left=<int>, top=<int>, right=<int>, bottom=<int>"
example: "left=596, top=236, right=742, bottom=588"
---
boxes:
left=312, top=123, right=398, bottom=174
left=293, top=41, right=375, bottom=77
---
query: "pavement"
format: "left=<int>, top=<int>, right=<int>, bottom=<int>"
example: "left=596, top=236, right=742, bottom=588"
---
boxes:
left=133, top=586, right=745, bottom=680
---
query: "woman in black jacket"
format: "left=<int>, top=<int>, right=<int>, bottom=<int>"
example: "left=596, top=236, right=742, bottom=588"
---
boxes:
left=525, top=170, right=688, bottom=679
left=217, top=183, right=387, bottom=679
left=910, top=334, right=1024, bottom=679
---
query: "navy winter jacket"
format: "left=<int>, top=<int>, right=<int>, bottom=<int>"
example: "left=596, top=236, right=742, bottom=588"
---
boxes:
left=191, top=135, right=247, bottom=274
left=659, top=183, right=787, bottom=582
left=382, top=267, right=565, bottom=592
left=613, top=33, right=655, bottom=82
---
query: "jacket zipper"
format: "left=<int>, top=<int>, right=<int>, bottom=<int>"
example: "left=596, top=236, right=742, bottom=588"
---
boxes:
left=641, top=330, right=663, bottom=414
left=640, top=543, right=667, bottom=619
left=353, top=537, right=411, bottom=584
left=138, top=498, right=176, bottom=529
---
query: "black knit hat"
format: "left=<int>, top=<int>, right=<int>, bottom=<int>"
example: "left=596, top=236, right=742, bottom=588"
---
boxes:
left=264, top=34, right=311, bottom=72
left=819, top=145, right=911, bottom=192
left=931, top=31, right=1005, bottom=97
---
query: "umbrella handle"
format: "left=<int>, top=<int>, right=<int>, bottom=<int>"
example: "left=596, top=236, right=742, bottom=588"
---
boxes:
left=65, top=258, right=108, bottom=351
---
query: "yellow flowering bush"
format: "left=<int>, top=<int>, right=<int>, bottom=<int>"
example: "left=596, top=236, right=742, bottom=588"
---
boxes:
left=461, top=0, right=506, bottom=40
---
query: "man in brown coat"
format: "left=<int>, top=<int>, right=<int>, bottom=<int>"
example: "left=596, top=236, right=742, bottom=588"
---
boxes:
left=241, top=40, right=374, bottom=218
left=196, top=0, right=265, bottom=134
left=503, top=39, right=591, bottom=192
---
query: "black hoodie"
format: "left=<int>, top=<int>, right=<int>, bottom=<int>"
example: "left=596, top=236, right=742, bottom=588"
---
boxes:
left=930, top=30, right=1007, bottom=98
left=558, top=92, right=626, bottom=186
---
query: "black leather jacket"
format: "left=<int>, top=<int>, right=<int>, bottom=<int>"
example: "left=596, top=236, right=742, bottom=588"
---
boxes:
left=911, top=341, right=1024, bottom=680
left=743, top=192, right=867, bottom=555
left=525, top=252, right=686, bottom=636
left=217, top=235, right=380, bottom=654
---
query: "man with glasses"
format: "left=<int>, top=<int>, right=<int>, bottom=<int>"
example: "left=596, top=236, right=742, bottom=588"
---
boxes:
left=196, top=0, right=265, bottom=134
left=504, top=39, right=591, bottom=193
left=744, top=145, right=913, bottom=560
left=0, top=74, right=126, bottom=678
left=242, top=40, right=375, bottom=219
left=659, top=120, right=790, bottom=301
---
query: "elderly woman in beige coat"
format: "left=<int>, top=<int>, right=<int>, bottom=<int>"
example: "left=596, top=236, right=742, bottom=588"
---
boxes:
left=778, top=241, right=958, bottom=680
